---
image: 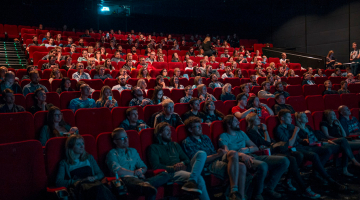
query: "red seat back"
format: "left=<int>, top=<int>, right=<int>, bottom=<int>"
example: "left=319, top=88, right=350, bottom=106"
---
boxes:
left=174, top=103, right=191, bottom=118
left=0, top=140, right=47, bottom=200
left=341, top=93, right=358, bottom=109
left=25, top=92, right=60, bottom=111
left=210, top=121, right=224, bottom=149
left=75, top=108, right=113, bottom=138
left=323, top=94, right=341, bottom=110
left=143, top=104, right=163, bottom=124
left=139, top=128, right=155, bottom=165
left=286, top=77, right=301, bottom=85
left=302, top=85, right=320, bottom=96
left=119, top=90, right=133, bottom=106
left=285, top=85, right=302, bottom=96
left=306, top=95, right=325, bottom=112
left=0, top=112, right=35, bottom=144
left=81, top=79, right=104, bottom=90
left=265, top=116, right=280, bottom=139
left=59, top=91, right=81, bottom=109
left=286, top=96, right=307, bottom=112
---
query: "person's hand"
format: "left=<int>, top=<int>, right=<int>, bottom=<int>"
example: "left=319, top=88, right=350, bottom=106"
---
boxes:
left=217, top=148, right=227, bottom=156
left=305, top=110, right=311, bottom=114
left=50, top=65, right=57, bottom=70
left=241, top=154, right=254, bottom=168
left=303, top=138, right=309, bottom=144
left=85, top=176, right=96, bottom=182
left=105, top=99, right=111, bottom=106
left=69, top=127, right=78, bottom=133
left=328, top=140, right=337, bottom=145
left=141, top=99, right=149, bottom=106
left=260, top=123, right=267, bottom=131
left=199, top=95, right=205, bottom=101
left=174, top=163, right=186, bottom=171
left=134, top=169, right=143, bottom=177
left=260, top=103, right=267, bottom=107
left=333, top=120, right=340, bottom=126
left=294, top=126, right=300, bottom=133
left=139, top=124, right=146, bottom=129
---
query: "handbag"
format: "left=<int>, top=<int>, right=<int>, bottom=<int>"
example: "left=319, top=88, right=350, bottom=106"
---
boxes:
left=270, top=141, right=289, bottom=154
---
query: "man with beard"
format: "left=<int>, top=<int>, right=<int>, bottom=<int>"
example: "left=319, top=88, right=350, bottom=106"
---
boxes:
left=147, top=122, right=210, bottom=199
left=119, top=107, right=149, bottom=132
left=112, top=75, right=132, bottom=93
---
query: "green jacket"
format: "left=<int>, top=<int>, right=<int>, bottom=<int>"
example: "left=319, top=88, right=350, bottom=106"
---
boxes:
left=147, top=133, right=190, bottom=173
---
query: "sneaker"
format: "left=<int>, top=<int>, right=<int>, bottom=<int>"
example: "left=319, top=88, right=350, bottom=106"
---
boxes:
left=302, top=187, right=321, bottom=199
left=252, top=194, right=264, bottom=200
left=310, top=173, right=328, bottom=185
left=263, top=189, right=281, bottom=198
left=181, top=180, right=202, bottom=195
left=284, top=179, right=297, bottom=191
left=228, top=191, right=241, bottom=200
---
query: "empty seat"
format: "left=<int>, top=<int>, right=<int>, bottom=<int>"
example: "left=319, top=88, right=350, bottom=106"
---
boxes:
left=302, top=85, right=320, bottom=96
left=119, top=90, right=133, bottom=106
left=143, top=104, right=163, bottom=125
left=348, top=84, right=360, bottom=93
left=170, top=89, right=186, bottom=103
left=286, top=96, right=307, bottom=112
left=341, top=93, right=358, bottom=109
left=265, top=115, right=280, bottom=138
left=323, top=94, right=341, bottom=110
left=152, top=62, right=168, bottom=70
left=0, top=112, right=35, bottom=144
left=223, top=100, right=237, bottom=115
left=286, top=77, right=301, bottom=85
left=251, top=86, right=262, bottom=95
left=286, top=85, right=303, bottom=96
left=4, top=24, right=18, bottom=39
left=328, top=76, right=342, bottom=84
left=168, top=62, right=184, bottom=70
left=75, top=108, right=113, bottom=138
left=14, top=94, right=26, bottom=108
left=210, top=121, right=225, bottom=149
left=111, top=106, right=144, bottom=129
left=305, top=95, right=325, bottom=112
left=174, top=103, right=191, bottom=118
left=0, top=140, right=47, bottom=200
left=314, top=77, right=328, bottom=85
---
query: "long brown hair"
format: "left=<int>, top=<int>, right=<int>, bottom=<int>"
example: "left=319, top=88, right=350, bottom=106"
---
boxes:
left=203, top=100, right=224, bottom=119
left=97, top=86, right=113, bottom=105
left=65, top=135, right=89, bottom=165
left=137, top=67, right=151, bottom=79
left=47, top=106, right=68, bottom=138
left=245, top=112, right=258, bottom=131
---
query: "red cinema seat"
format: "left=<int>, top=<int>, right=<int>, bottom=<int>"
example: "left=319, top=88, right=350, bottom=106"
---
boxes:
left=29, top=46, right=47, bottom=59
left=267, top=98, right=276, bottom=109
left=44, top=135, right=97, bottom=191
left=14, top=94, right=26, bottom=108
left=119, top=90, right=133, bottom=106
left=16, top=69, right=28, bottom=80
left=75, top=108, right=112, bottom=138
left=38, top=79, right=51, bottom=91
left=286, top=85, right=303, bottom=96
left=96, top=131, right=141, bottom=175
left=147, top=88, right=170, bottom=99
left=286, top=96, right=307, bottom=112
left=306, top=95, right=325, bottom=112
left=351, top=108, right=360, bottom=119
left=80, top=79, right=104, bottom=90
left=152, top=62, right=168, bottom=70
left=0, top=112, right=34, bottom=144
left=341, top=93, right=358, bottom=109
left=328, top=76, right=342, bottom=85
left=289, top=63, right=301, bottom=70
left=139, top=128, right=155, bottom=164
left=33, top=52, right=48, bottom=66
left=348, top=84, right=360, bottom=93
left=199, top=100, right=225, bottom=116
left=25, top=92, right=60, bottom=111
left=268, top=57, right=280, bottom=64
left=176, top=123, right=210, bottom=144
left=0, top=24, right=5, bottom=38
left=265, top=116, right=280, bottom=138
left=213, top=88, right=222, bottom=100
left=168, top=62, right=184, bottom=70
left=174, top=103, right=191, bottom=118
left=256, top=77, right=266, bottom=86
left=286, top=77, right=301, bottom=85
left=59, top=91, right=81, bottom=110
left=111, top=106, right=144, bottom=129
left=302, top=85, right=320, bottom=96
left=312, top=111, right=324, bottom=130
left=210, top=121, right=225, bottom=149
left=232, top=86, right=241, bottom=97
left=223, top=100, right=237, bottom=115
left=314, top=77, right=328, bottom=85
left=143, top=104, right=163, bottom=124
left=323, top=94, right=341, bottom=110
left=251, top=86, right=262, bottom=95
left=0, top=140, right=47, bottom=200
left=127, top=78, right=141, bottom=87
left=171, top=89, right=186, bottom=103
left=4, top=24, right=19, bottom=39
left=223, top=78, right=241, bottom=87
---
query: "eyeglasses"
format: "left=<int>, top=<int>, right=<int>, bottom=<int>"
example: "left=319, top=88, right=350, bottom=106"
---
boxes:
left=114, top=136, right=128, bottom=141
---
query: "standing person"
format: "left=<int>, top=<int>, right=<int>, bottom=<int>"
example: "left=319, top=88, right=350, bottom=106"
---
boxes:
left=147, top=122, right=210, bottom=199
left=182, top=116, right=248, bottom=200
left=202, top=37, right=214, bottom=57
left=245, top=113, right=321, bottom=199
left=350, top=42, right=360, bottom=75
left=56, top=135, right=117, bottom=200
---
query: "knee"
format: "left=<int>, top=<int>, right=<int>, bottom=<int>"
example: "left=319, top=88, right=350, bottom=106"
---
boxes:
left=282, top=157, right=290, bottom=168
left=227, top=150, right=239, bottom=160
left=257, top=162, right=268, bottom=174
left=195, top=150, right=207, bottom=161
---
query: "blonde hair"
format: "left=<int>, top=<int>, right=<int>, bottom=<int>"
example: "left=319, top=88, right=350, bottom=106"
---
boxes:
left=65, top=135, right=88, bottom=165
left=137, top=79, right=146, bottom=88
left=222, top=83, right=232, bottom=95
left=197, top=84, right=206, bottom=95
left=49, top=68, right=63, bottom=79
left=162, top=99, right=174, bottom=107
left=194, top=76, right=202, bottom=86
left=245, top=112, right=258, bottom=131
left=97, top=85, right=113, bottom=104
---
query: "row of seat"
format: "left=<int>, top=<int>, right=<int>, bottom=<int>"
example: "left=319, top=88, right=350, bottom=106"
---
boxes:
left=1, top=92, right=359, bottom=144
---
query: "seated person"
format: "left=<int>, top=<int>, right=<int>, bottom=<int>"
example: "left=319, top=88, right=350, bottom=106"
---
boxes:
left=240, top=83, right=255, bottom=98
left=23, top=71, right=49, bottom=96
left=41, top=55, right=59, bottom=70
left=21, top=65, right=34, bottom=80
left=314, top=69, right=326, bottom=77
left=302, top=74, right=315, bottom=85
left=201, top=65, right=220, bottom=79
left=221, top=66, right=234, bottom=79
left=112, top=75, right=132, bottom=93
left=220, top=83, right=236, bottom=101
left=221, top=115, right=290, bottom=199
left=174, top=68, right=189, bottom=79
left=191, top=76, right=203, bottom=89
left=273, top=82, right=290, bottom=98
left=191, top=67, right=202, bottom=78
left=154, top=99, right=183, bottom=128
left=245, top=113, right=321, bottom=198
left=137, top=67, right=151, bottom=80
left=29, top=88, right=54, bottom=114
left=345, top=73, right=360, bottom=84
left=169, top=76, right=184, bottom=89
left=202, top=100, right=224, bottom=124
left=232, top=93, right=256, bottom=119
left=331, top=68, right=342, bottom=77
left=180, top=86, right=193, bottom=103
left=77, top=50, right=89, bottom=62
left=155, top=75, right=166, bottom=88
left=122, top=59, right=135, bottom=71
left=72, top=62, right=91, bottom=81
left=280, top=53, right=287, bottom=64
left=208, top=74, right=224, bottom=89
left=197, top=84, right=217, bottom=102
left=323, top=80, right=338, bottom=95
left=56, top=77, right=74, bottom=94
left=129, top=86, right=153, bottom=107
left=68, top=84, right=96, bottom=112
left=145, top=51, right=157, bottom=63
left=137, top=79, right=148, bottom=94
left=234, top=68, right=244, bottom=78
left=220, top=49, right=230, bottom=58
left=277, top=66, right=288, bottom=77
left=182, top=98, right=206, bottom=122
left=137, top=57, right=154, bottom=70
left=110, top=51, right=125, bottom=63
left=0, top=89, right=25, bottom=113
left=273, top=94, right=299, bottom=115
left=339, top=105, right=360, bottom=136
left=0, top=71, right=22, bottom=94
left=258, top=81, right=275, bottom=99
left=49, top=68, right=63, bottom=84
left=119, top=68, right=130, bottom=81
left=160, top=69, right=170, bottom=79
left=96, top=86, right=118, bottom=109
left=39, top=106, right=79, bottom=146
left=296, top=111, right=360, bottom=177
left=94, top=65, right=112, bottom=81
left=86, top=57, right=96, bottom=71
left=275, top=109, right=346, bottom=191
left=246, top=96, right=274, bottom=122
left=338, top=81, right=350, bottom=94
left=147, top=122, right=208, bottom=198
left=250, top=75, right=259, bottom=86
left=106, top=128, right=170, bottom=199
left=182, top=116, right=247, bottom=200
left=119, top=107, right=149, bottom=131
left=151, top=86, right=169, bottom=105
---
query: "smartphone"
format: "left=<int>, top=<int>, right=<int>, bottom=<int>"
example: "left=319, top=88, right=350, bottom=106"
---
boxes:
left=108, top=96, right=112, bottom=101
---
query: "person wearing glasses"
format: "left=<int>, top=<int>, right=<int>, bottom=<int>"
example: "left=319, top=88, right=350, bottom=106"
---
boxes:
left=72, top=62, right=91, bottom=81
left=106, top=128, right=170, bottom=200
left=39, top=106, right=79, bottom=146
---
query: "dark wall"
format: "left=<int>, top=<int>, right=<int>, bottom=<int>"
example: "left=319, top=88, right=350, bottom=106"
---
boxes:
left=270, top=0, right=360, bottom=63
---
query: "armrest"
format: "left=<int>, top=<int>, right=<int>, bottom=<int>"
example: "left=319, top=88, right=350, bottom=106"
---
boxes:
left=145, top=169, right=166, bottom=177
left=252, top=149, right=269, bottom=156
left=47, top=187, right=68, bottom=200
